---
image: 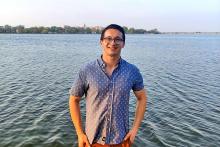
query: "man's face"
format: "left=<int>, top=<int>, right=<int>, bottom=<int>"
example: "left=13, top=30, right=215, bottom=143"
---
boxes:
left=100, top=29, right=125, bottom=57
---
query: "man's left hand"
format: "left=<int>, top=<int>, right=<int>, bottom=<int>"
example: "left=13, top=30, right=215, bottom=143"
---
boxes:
left=123, top=128, right=138, bottom=144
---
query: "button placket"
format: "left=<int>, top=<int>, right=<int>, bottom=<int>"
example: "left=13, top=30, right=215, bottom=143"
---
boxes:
left=106, top=77, right=116, bottom=143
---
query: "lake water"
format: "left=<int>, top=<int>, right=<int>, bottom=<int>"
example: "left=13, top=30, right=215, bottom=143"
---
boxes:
left=0, top=34, right=220, bottom=147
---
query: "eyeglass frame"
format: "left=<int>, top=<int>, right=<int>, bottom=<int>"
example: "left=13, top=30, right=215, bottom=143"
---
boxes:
left=102, top=37, right=124, bottom=44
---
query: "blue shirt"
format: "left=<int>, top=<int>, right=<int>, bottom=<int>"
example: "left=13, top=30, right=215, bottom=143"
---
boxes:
left=70, top=56, right=144, bottom=145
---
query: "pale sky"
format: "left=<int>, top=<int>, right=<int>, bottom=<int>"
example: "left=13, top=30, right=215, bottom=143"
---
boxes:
left=0, top=0, right=220, bottom=32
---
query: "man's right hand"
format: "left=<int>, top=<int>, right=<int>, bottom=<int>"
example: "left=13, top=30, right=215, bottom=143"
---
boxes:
left=78, top=133, right=91, bottom=147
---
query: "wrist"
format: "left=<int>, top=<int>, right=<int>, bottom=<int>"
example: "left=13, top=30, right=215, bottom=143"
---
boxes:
left=131, top=127, right=138, bottom=134
left=76, top=130, right=85, bottom=136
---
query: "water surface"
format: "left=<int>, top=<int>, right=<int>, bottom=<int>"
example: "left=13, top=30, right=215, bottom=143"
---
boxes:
left=0, top=34, right=220, bottom=147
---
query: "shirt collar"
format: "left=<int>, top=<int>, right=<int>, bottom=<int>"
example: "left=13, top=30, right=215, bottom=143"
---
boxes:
left=97, top=55, right=123, bottom=69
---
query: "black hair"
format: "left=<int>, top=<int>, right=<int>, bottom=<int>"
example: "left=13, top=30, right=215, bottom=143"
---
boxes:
left=100, top=24, right=125, bottom=42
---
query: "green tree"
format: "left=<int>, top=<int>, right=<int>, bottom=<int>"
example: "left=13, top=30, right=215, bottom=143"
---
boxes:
left=147, top=29, right=160, bottom=34
left=85, top=27, right=92, bottom=33
left=123, top=26, right=128, bottom=33
left=128, top=27, right=135, bottom=34
left=41, top=27, right=49, bottom=34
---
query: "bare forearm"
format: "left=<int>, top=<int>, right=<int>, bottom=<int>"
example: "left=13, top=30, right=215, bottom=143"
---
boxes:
left=132, top=92, right=147, bottom=132
left=69, top=96, right=84, bottom=136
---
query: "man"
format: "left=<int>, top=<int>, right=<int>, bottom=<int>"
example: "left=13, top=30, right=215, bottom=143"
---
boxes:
left=69, top=24, right=147, bottom=147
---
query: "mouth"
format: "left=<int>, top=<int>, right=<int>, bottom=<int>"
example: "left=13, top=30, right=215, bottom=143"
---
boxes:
left=108, top=46, right=118, bottom=49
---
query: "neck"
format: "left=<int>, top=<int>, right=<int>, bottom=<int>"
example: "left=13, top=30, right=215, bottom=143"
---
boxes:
left=102, top=53, right=120, bottom=68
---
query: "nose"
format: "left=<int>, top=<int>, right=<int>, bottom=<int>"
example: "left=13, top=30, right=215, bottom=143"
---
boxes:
left=110, top=39, right=117, bottom=45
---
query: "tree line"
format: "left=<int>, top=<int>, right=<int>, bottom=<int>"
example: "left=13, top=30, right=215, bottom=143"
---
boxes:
left=0, top=25, right=161, bottom=34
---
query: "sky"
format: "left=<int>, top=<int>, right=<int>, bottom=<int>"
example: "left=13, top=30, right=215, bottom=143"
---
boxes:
left=0, top=0, right=220, bottom=32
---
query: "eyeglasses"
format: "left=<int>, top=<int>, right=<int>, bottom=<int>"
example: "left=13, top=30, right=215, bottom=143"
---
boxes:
left=103, top=37, right=124, bottom=44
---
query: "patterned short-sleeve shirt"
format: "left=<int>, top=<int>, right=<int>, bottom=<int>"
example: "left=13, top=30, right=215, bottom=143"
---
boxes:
left=70, top=56, right=144, bottom=145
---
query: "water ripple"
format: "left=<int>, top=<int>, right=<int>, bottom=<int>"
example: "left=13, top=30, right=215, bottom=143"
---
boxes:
left=1, top=34, right=220, bottom=146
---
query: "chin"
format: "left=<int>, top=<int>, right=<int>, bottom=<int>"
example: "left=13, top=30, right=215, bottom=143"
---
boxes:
left=109, top=52, right=119, bottom=57
left=104, top=49, right=121, bottom=57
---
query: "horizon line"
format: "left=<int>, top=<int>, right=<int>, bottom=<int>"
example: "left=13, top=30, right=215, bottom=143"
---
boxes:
left=1, top=24, right=220, bottom=33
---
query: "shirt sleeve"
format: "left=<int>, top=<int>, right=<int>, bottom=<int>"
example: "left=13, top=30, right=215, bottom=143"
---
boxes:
left=132, top=68, right=144, bottom=91
left=69, top=68, right=87, bottom=97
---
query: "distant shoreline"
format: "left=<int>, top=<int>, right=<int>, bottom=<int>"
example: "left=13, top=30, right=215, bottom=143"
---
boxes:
left=0, top=25, right=160, bottom=34
left=161, top=32, right=220, bottom=34
left=0, top=32, right=219, bottom=35
left=0, top=25, right=219, bottom=35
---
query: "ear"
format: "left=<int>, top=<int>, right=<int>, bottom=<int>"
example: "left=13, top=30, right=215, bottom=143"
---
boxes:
left=100, top=40, right=104, bottom=49
left=100, top=39, right=103, bottom=45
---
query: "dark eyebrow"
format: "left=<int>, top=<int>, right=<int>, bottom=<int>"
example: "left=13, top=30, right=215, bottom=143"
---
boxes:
left=104, top=36, right=123, bottom=39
